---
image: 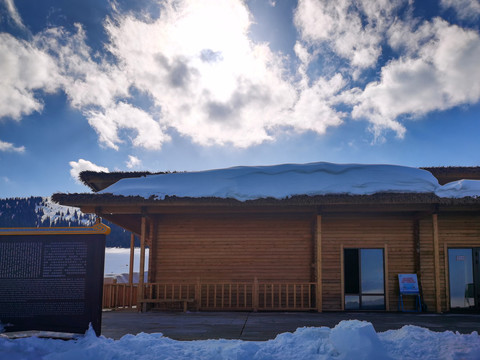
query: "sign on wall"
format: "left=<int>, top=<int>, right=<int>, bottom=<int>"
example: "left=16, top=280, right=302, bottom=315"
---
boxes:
left=398, top=274, right=420, bottom=294
left=0, top=224, right=109, bottom=336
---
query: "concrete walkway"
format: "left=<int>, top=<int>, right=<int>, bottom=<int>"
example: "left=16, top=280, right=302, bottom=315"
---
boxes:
left=101, top=310, right=480, bottom=340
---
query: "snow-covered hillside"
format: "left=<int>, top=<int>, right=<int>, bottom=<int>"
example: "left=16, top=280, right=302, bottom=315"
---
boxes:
left=0, top=196, right=95, bottom=227
left=35, top=197, right=95, bottom=226
left=0, top=197, right=133, bottom=247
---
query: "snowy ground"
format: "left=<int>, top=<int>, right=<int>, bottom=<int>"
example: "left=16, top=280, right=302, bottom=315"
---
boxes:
left=1, top=320, right=479, bottom=359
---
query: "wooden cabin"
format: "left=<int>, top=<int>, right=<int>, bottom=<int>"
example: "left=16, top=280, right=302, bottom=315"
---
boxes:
left=53, top=164, right=480, bottom=313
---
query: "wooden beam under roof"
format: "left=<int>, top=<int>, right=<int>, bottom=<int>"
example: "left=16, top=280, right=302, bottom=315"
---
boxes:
left=422, top=166, right=480, bottom=185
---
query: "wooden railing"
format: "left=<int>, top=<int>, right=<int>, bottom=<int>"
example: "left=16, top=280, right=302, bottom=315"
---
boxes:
left=200, top=282, right=253, bottom=310
left=103, top=282, right=138, bottom=309
left=103, top=279, right=316, bottom=311
left=257, top=282, right=315, bottom=310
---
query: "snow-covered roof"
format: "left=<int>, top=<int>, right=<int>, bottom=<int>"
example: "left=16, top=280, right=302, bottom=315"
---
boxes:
left=98, top=162, right=480, bottom=201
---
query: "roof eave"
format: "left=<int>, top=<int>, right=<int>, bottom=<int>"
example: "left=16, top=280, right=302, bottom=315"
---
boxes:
left=52, top=192, right=480, bottom=209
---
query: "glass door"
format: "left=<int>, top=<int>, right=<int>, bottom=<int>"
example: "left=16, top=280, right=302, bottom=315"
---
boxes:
left=448, top=248, right=480, bottom=311
left=344, top=248, right=385, bottom=310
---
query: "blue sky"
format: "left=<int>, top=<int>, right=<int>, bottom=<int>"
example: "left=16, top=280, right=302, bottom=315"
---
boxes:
left=1, top=0, right=480, bottom=198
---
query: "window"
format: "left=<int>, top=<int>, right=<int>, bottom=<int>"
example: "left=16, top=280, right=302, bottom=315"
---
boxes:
left=344, top=248, right=385, bottom=310
left=448, top=248, right=479, bottom=310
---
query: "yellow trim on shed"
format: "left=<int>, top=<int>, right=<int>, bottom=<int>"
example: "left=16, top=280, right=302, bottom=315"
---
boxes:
left=0, top=222, right=111, bottom=235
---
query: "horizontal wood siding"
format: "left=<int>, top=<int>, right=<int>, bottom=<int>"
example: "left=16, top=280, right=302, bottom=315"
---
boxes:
left=322, top=214, right=415, bottom=311
left=154, top=213, right=313, bottom=283
left=147, top=210, right=480, bottom=312
left=419, top=217, right=436, bottom=311
left=431, top=213, right=480, bottom=311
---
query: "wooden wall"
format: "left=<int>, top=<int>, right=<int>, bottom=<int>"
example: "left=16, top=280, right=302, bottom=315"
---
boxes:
left=420, top=213, right=480, bottom=312
left=152, top=212, right=314, bottom=283
left=145, top=209, right=480, bottom=312
left=418, top=216, right=436, bottom=311
left=322, top=213, right=416, bottom=311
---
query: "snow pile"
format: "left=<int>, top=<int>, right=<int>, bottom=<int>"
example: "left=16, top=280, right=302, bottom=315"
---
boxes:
left=1, top=320, right=479, bottom=360
left=329, top=321, right=391, bottom=359
left=100, top=162, right=461, bottom=201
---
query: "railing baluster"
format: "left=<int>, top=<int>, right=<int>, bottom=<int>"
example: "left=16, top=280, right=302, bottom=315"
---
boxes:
left=284, top=284, right=287, bottom=309
left=277, top=284, right=280, bottom=309
left=244, top=284, right=247, bottom=308
left=206, top=284, right=210, bottom=307
left=309, top=284, right=312, bottom=308
left=271, top=284, right=274, bottom=308
left=236, top=284, right=239, bottom=308
left=293, top=284, right=296, bottom=309
left=301, top=284, right=304, bottom=309
left=221, top=284, right=224, bottom=308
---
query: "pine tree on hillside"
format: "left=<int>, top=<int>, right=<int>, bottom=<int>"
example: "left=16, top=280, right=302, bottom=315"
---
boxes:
left=0, top=197, right=132, bottom=247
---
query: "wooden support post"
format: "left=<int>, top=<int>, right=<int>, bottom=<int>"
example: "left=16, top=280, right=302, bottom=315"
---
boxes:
left=148, top=220, right=155, bottom=283
left=384, top=244, right=390, bottom=311
left=138, top=216, right=147, bottom=312
left=315, top=214, right=322, bottom=312
left=444, top=242, right=450, bottom=311
left=432, top=213, right=442, bottom=313
left=129, top=233, right=135, bottom=285
left=340, top=244, right=345, bottom=311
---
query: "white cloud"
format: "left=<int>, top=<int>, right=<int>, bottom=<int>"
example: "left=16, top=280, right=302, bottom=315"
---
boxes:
left=69, top=159, right=109, bottom=182
left=0, top=139, right=25, bottom=153
left=3, top=0, right=26, bottom=30
left=126, top=155, right=141, bottom=169
left=102, top=0, right=300, bottom=148
left=351, top=18, right=480, bottom=137
left=35, top=25, right=130, bottom=110
left=86, top=102, right=169, bottom=150
left=0, top=0, right=356, bottom=150
left=0, top=33, right=60, bottom=120
left=440, top=0, right=480, bottom=20
left=2, top=0, right=480, bottom=150
left=293, top=0, right=406, bottom=71
left=284, top=74, right=347, bottom=134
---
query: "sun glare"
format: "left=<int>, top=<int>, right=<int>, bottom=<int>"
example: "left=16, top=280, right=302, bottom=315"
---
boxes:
left=169, top=0, right=257, bottom=99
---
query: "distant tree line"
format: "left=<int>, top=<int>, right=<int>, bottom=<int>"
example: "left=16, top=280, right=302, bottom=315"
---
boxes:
left=0, top=197, right=136, bottom=247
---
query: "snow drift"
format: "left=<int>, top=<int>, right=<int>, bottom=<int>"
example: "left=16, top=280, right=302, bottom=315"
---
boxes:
left=1, top=320, right=479, bottom=360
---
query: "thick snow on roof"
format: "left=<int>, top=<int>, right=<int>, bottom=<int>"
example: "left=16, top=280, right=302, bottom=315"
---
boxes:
left=435, top=179, right=480, bottom=198
left=99, top=162, right=480, bottom=200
